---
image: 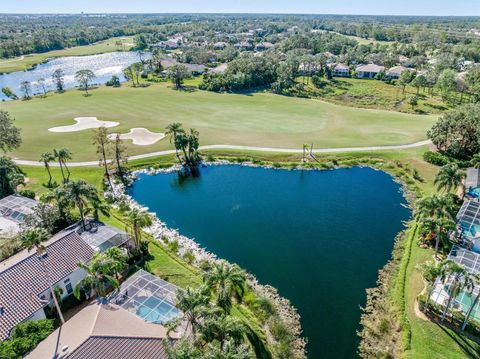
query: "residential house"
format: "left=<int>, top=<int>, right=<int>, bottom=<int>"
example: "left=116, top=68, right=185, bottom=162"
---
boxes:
left=356, top=64, right=385, bottom=79
left=234, top=41, right=253, bottom=51
left=398, top=55, right=411, bottom=67
left=0, top=221, right=130, bottom=341
left=160, top=58, right=206, bottom=75
left=0, top=231, right=94, bottom=341
left=26, top=298, right=177, bottom=359
left=213, top=41, right=227, bottom=50
left=329, top=63, right=350, bottom=77
left=0, top=194, right=38, bottom=237
left=255, top=42, right=274, bottom=51
left=386, top=65, right=411, bottom=80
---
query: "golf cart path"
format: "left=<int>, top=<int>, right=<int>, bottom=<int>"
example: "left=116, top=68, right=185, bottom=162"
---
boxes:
left=13, top=140, right=432, bottom=167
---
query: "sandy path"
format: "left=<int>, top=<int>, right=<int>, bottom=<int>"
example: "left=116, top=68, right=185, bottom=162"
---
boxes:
left=13, top=140, right=432, bottom=167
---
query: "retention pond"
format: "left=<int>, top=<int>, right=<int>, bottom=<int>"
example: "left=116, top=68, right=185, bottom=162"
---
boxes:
left=128, top=165, right=410, bottom=358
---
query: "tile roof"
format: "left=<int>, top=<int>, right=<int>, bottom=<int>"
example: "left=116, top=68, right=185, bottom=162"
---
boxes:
left=67, top=337, right=169, bottom=359
left=27, top=299, right=174, bottom=359
left=387, top=65, right=410, bottom=76
left=356, top=63, right=385, bottom=73
left=0, top=231, right=94, bottom=341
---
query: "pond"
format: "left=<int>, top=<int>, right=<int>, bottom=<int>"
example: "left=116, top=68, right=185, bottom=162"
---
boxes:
left=128, top=165, right=410, bottom=358
left=0, top=51, right=148, bottom=100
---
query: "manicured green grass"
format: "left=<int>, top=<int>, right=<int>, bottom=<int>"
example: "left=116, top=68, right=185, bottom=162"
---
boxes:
left=0, top=36, right=134, bottom=74
left=303, top=77, right=451, bottom=114
left=4, top=83, right=437, bottom=161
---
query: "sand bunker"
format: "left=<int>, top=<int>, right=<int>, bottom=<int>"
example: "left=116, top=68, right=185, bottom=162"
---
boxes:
left=108, top=128, right=165, bottom=146
left=48, top=117, right=119, bottom=133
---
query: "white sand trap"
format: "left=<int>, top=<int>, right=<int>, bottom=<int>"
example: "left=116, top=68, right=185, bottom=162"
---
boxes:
left=108, top=128, right=165, bottom=146
left=48, top=117, right=119, bottom=133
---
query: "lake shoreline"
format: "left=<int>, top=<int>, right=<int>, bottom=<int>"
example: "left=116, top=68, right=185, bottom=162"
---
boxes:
left=113, top=159, right=413, bottom=357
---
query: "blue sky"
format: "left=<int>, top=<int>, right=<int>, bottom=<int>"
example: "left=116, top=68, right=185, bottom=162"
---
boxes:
left=1, top=0, right=479, bottom=16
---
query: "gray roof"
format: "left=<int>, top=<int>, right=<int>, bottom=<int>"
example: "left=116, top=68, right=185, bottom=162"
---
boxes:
left=0, top=194, right=38, bottom=224
left=0, top=231, right=95, bottom=340
left=75, top=221, right=130, bottom=251
left=67, top=337, right=169, bottom=359
left=466, top=168, right=480, bottom=189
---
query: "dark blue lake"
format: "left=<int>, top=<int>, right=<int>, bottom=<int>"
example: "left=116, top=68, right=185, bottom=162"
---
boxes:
left=128, top=165, right=410, bottom=358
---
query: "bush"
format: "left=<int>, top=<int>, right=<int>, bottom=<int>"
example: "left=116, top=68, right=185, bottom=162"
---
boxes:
left=105, top=75, right=121, bottom=87
left=423, top=151, right=450, bottom=166
left=18, top=189, right=35, bottom=199
left=0, top=320, right=54, bottom=358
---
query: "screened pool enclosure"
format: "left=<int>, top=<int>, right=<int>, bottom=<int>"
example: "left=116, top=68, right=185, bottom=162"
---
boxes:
left=109, top=270, right=183, bottom=325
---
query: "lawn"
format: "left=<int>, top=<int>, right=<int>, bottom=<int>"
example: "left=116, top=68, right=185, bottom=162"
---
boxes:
left=302, top=77, right=451, bottom=114
left=0, top=36, right=134, bottom=74
left=4, top=83, right=437, bottom=161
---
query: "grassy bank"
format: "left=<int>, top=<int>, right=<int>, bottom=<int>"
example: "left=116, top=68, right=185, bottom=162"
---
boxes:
left=0, top=36, right=134, bottom=74
left=4, top=83, right=436, bottom=161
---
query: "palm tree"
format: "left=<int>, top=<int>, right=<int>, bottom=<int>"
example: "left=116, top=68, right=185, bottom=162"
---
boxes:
left=166, top=123, right=185, bottom=161
left=103, top=247, right=128, bottom=280
left=199, top=315, right=246, bottom=350
left=124, top=208, right=152, bottom=248
left=418, top=260, right=443, bottom=298
left=439, top=260, right=473, bottom=322
left=60, top=180, right=100, bottom=229
left=93, top=127, right=113, bottom=189
left=21, top=228, right=65, bottom=324
left=414, top=194, right=457, bottom=255
left=53, top=148, right=72, bottom=183
left=204, top=261, right=246, bottom=314
left=461, top=273, right=480, bottom=331
left=471, top=154, right=480, bottom=169
left=175, top=286, right=210, bottom=335
left=39, top=152, right=55, bottom=187
left=85, top=198, right=110, bottom=221
left=74, top=254, right=119, bottom=299
left=434, top=163, right=464, bottom=194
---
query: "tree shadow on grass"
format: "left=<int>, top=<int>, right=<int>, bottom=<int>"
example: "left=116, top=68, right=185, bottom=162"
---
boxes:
left=435, top=322, right=480, bottom=358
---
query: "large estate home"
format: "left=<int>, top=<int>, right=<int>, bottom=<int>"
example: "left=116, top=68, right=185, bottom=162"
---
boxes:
left=0, top=220, right=131, bottom=341
left=0, top=194, right=38, bottom=237
left=429, top=171, right=480, bottom=322
left=356, top=63, right=385, bottom=79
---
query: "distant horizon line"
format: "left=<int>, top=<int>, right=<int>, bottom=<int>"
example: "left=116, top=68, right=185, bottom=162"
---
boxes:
left=0, top=12, right=479, bottom=18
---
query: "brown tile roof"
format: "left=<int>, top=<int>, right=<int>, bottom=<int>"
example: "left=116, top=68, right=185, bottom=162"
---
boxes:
left=27, top=300, right=174, bottom=359
left=0, top=231, right=94, bottom=341
left=67, top=337, right=168, bottom=359
left=356, top=63, right=385, bottom=73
